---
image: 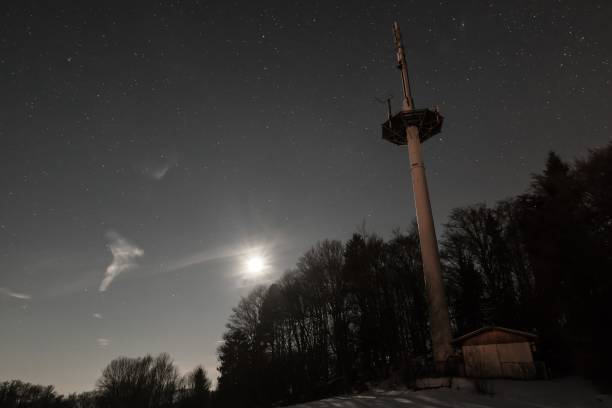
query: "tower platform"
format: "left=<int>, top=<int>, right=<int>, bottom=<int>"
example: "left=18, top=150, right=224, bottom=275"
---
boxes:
left=381, top=108, right=444, bottom=145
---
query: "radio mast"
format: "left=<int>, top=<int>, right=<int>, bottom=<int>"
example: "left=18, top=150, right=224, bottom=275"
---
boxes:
left=381, top=22, right=453, bottom=369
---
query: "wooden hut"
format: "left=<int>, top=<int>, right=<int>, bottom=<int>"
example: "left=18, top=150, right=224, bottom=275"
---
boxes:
left=452, top=326, right=538, bottom=379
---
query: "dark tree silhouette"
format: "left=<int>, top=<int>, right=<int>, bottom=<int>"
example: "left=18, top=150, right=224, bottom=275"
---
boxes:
left=177, top=366, right=212, bottom=408
left=95, top=353, right=180, bottom=408
left=216, top=230, right=434, bottom=405
left=62, top=392, right=98, bottom=408
left=0, top=380, right=62, bottom=408
left=441, top=201, right=532, bottom=333
left=517, top=146, right=612, bottom=379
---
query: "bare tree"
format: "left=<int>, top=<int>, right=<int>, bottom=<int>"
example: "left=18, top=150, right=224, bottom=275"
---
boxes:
left=96, top=353, right=180, bottom=408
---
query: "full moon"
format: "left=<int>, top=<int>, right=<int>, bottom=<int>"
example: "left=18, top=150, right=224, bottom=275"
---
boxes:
left=246, top=256, right=265, bottom=275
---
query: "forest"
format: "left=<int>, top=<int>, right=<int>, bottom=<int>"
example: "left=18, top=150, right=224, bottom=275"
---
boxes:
left=2, top=143, right=611, bottom=407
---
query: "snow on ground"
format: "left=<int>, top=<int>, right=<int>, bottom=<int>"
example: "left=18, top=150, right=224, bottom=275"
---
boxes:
left=290, top=378, right=612, bottom=408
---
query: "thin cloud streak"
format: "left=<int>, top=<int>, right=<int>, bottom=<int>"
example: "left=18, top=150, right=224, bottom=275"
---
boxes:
left=99, top=231, right=144, bottom=292
left=162, top=237, right=291, bottom=282
left=165, top=245, right=246, bottom=272
left=97, top=338, right=110, bottom=348
left=0, top=286, right=32, bottom=300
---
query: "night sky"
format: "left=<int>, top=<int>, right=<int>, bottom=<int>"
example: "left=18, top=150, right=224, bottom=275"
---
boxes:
left=1, top=0, right=610, bottom=394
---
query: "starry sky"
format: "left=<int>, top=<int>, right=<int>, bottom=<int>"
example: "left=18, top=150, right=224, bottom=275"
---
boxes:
left=1, top=0, right=610, bottom=394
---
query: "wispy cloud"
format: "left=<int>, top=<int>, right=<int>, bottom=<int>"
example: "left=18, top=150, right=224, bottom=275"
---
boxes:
left=97, top=338, right=110, bottom=347
left=140, top=153, right=178, bottom=181
left=149, top=164, right=172, bottom=180
left=0, top=287, right=31, bottom=300
left=93, top=313, right=103, bottom=319
left=99, top=231, right=144, bottom=292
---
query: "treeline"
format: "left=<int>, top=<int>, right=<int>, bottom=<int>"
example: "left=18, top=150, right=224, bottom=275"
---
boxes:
left=3, top=143, right=611, bottom=407
left=216, top=230, right=430, bottom=407
left=0, top=354, right=212, bottom=408
left=215, top=144, right=612, bottom=406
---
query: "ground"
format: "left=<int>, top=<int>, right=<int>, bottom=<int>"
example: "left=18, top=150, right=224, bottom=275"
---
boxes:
left=290, top=378, right=612, bottom=408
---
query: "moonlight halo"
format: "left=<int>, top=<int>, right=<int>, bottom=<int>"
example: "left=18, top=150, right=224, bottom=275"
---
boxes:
left=246, top=255, right=266, bottom=276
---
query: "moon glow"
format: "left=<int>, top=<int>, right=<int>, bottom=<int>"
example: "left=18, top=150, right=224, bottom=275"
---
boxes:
left=246, top=256, right=266, bottom=275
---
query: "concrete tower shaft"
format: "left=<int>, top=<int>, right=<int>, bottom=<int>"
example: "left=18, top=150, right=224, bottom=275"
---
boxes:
left=382, top=22, right=453, bottom=368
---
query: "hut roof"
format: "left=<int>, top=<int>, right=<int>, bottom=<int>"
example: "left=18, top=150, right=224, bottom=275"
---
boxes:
left=451, top=326, right=537, bottom=345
